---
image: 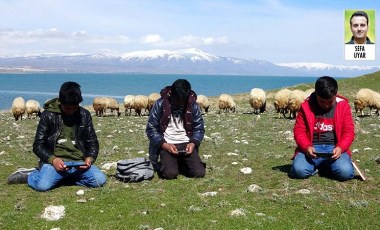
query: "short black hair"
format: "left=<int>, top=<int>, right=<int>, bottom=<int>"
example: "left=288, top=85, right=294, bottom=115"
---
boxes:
left=171, top=79, right=191, bottom=102
left=350, top=11, right=369, bottom=26
left=315, top=76, right=338, bottom=99
left=59, top=81, right=83, bottom=105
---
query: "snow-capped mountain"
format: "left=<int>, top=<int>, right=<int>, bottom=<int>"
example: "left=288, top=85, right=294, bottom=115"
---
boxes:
left=277, top=62, right=378, bottom=71
left=1, top=49, right=379, bottom=77
left=276, top=62, right=380, bottom=77
left=120, top=48, right=220, bottom=62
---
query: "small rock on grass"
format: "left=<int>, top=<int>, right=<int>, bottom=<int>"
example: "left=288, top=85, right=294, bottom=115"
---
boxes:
left=201, top=191, right=218, bottom=197
left=101, top=162, right=117, bottom=170
left=296, top=189, right=310, bottom=195
left=247, top=184, right=262, bottom=193
left=240, top=167, right=252, bottom=174
left=203, top=154, right=212, bottom=159
left=230, top=208, right=246, bottom=217
left=41, top=205, right=65, bottom=221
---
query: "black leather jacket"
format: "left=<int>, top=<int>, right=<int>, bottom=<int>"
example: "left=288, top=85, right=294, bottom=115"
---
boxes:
left=33, top=107, right=99, bottom=164
left=146, top=90, right=204, bottom=170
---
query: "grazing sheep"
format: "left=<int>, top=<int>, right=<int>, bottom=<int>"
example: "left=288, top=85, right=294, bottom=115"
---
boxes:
left=274, top=89, right=292, bottom=118
left=196, top=95, right=210, bottom=113
left=11, top=97, right=26, bottom=121
left=249, top=88, right=266, bottom=114
left=93, top=97, right=106, bottom=117
left=354, top=88, right=380, bottom=117
left=287, top=90, right=307, bottom=119
left=25, top=99, right=41, bottom=119
left=104, top=97, right=121, bottom=117
left=92, top=97, right=120, bottom=117
left=124, top=95, right=135, bottom=116
left=133, top=95, right=149, bottom=116
left=371, top=92, right=380, bottom=116
left=218, top=94, right=236, bottom=113
left=147, top=93, right=160, bottom=113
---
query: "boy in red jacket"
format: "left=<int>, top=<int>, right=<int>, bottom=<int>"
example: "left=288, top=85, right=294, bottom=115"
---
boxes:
left=291, top=76, right=355, bottom=181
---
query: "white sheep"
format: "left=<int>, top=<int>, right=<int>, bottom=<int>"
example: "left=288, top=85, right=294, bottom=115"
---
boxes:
left=124, top=95, right=135, bottom=116
left=196, top=95, right=210, bottom=113
left=25, top=99, right=41, bottom=119
left=11, top=97, right=26, bottom=121
left=218, top=94, right=236, bottom=113
left=249, top=88, right=266, bottom=114
left=133, top=95, right=149, bottom=116
left=354, top=88, right=380, bottom=117
left=147, top=93, right=160, bottom=114
left=274, top=89, right=292, bottom=118
left=287, top=90, right=307, bottom=119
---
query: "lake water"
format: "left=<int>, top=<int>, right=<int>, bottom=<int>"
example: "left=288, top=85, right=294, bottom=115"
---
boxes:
left=0, top=73, right=321, bottom=110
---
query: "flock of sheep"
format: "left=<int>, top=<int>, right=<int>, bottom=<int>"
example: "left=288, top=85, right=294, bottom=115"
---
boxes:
left=11, top=97, right=41, bottom=121
left=9, top=87, right=380, bottom=121
left=215, top=88, right=314, bottom=118
left=93, top=93, right=161, bottom=117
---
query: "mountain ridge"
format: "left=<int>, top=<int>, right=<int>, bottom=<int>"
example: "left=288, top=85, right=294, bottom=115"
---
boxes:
left=1, top=48, right=379, bottom=77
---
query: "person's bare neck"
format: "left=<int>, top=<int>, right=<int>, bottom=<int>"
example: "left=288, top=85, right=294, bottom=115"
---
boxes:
left=354, top=37, right=366, bottom=44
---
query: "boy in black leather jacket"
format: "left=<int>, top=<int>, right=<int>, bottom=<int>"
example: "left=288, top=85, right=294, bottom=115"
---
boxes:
left=7, top=82, right=106, bottom=191
left=146, top=79, right=205, bottom=179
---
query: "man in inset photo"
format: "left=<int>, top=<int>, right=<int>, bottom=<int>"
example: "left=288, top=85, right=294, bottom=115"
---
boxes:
left=346, top=10, right=375, bottom=44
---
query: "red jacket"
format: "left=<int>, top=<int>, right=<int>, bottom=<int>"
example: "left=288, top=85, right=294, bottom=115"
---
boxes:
left=293, top=93, right=355, bottom=159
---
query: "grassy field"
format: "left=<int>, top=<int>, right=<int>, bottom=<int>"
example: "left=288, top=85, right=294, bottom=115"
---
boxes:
left=0, top=72, right=379, bottom=229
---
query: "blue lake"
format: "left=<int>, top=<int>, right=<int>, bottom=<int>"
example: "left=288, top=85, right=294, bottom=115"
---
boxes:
left=0, top=73, right=322, bottom=110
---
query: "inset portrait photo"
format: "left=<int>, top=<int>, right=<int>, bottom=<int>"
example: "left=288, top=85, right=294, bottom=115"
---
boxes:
left=344, top=9, right=375, bottom=60
left=345, top=10, right=375, bottom=44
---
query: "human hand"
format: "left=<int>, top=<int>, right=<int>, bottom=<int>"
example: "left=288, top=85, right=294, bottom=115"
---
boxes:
left=306, top=146, right=317, bottom=159
left=162, top=143, right=179, bottom=155
left=52, top=157, right=66, bottom=171
left=77, top=157, right=92, bottom=170
left=185, top=143, right=196, bottom=155
left=332, top=147, right=342, bottom=160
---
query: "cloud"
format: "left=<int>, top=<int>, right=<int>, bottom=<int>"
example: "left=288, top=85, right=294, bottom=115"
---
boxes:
left=140, top=34, right=163, bottom=44
left=163, top=35, right=230, bottom=48
left=178, top=35, right=229, bottom=45
left=0, top=28, right=132, bottom=44
left=0, top=28, right=67, bottom=42
left=1, top=29, right=229, bottom=49
left=0, top=28, right=231, bottom=56
left=136, top=34, right=230, bottom=49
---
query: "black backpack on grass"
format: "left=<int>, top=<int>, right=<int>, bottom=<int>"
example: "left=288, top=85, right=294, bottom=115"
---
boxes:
left=115, top=157, right=154, bottom=182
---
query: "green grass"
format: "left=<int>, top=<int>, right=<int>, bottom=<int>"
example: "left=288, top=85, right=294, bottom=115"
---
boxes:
left=1, top=72, right=380, bottom=229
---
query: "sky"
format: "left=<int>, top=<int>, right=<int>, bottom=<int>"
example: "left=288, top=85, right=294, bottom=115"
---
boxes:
left=0, top=0, right=379, bottom=65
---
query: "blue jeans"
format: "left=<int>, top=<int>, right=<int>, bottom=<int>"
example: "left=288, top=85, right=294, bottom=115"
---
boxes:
left=28, top=162, right=107, bottom=192
left=291, top=144, right=354, bottom=181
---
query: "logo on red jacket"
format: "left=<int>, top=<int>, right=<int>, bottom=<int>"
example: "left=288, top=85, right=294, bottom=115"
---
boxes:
left=314, top=121, right=334, bottom=132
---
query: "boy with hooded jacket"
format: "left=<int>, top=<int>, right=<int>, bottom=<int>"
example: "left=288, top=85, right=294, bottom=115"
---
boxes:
left=7, top=82, right=107, bottom=191
left=291, top=76, right=355, bottom=181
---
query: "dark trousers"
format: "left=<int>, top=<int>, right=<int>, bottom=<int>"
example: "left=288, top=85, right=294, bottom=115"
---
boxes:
left=159, top=143, right=205, bottom=179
